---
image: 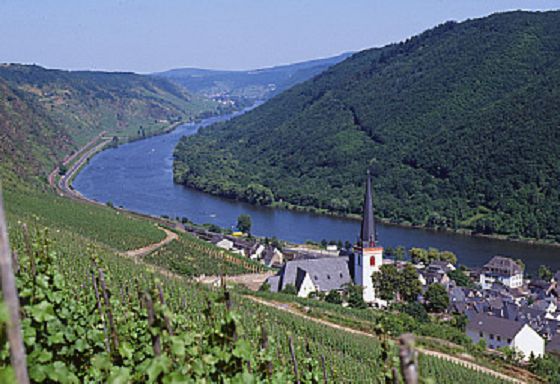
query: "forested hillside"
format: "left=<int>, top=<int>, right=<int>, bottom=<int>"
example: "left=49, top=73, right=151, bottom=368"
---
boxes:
left=154, top=52, right=352, bottom=106
left=0, top=64, right=219, bottom=186
left=174, top=11, right=560, bottom=243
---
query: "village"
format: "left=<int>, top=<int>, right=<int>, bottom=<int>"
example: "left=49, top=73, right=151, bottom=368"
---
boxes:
left=183, top=172, right=560, bottom=364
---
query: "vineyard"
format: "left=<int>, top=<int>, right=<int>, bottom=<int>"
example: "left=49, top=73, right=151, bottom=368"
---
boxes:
left=144, top=232, right=265, bottom=277
left=4, top=190, right=165, bottom=252
left=0, top=213, right=516, bottom=383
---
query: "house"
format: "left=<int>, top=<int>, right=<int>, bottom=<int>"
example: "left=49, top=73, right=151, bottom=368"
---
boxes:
left=266, top=256, right=352, bottom=297
left=215, top=238, right=234, bottom=250
left=466, top=313, right=544, bottom=360
left=419, top=269, right=451, bottom=287
left=261, top=246, right=284, bottom=268
left=428, top=260, right=456, bottom=273
left=479, top=256, right=523, bottom=290
left=546, top=334, right=560, bottom=356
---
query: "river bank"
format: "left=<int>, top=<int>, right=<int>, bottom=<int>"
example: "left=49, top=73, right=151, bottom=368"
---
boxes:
left=72, top=111, right=560, bottom=273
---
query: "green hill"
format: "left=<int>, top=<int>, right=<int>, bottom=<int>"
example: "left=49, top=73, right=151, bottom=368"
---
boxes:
left=174, top=11, right=560, bottom=243
left=0, top=64, right=220, bottom=186
left=153, top=52, right=352, bottom=107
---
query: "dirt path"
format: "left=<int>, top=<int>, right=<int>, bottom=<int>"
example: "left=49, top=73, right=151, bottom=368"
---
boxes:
left=245, top=296, right=527, bottom=384
left=121, top=227, right=178, bottom=258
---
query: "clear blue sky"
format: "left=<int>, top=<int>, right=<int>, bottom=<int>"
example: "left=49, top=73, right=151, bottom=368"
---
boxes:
left=1, top=0, right=559, bottom=73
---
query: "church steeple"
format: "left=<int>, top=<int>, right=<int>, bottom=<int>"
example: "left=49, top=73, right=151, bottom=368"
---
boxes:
left=352, top=169, right=383, bottom=304
left=360, top=170, right=376, bottom=247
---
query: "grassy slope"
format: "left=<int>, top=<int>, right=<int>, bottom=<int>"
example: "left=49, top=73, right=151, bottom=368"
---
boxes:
left=174, top=11, right=560, bottom=243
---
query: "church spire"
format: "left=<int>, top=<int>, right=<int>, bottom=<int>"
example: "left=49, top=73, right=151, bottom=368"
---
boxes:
left=360, top=169, right=376, bottom=247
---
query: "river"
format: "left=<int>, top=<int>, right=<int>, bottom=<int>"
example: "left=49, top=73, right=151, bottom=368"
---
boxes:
left=73, top=111, right=560, bottom=273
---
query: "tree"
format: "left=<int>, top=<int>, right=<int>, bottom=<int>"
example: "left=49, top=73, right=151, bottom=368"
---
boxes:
left=236, top=214, right=252, bottom=234
left=439, top=251, right=457, bottom=265
left=448, top=267, right=472, bottom=288
left=372, top=264, right=400, bottom=301
left=345, top=284, right=367, bottom=309
left=424, top=283, right=449, bottom=313
left=401, top=302, right=429, bottom=323
left=243, top=183, right=274, bottom=205
left=325, top=290, right=342, bottom=305
left=400, top=264, right=422, bottom=302
left=58, top=164, right=68, bottom=175
left=394, top=246, right=406, bottom=261
left=538, top=265, right=553, bottom=281
left=451, top=313, right=468, bottom=331
left=383, top=246, right=394, bottom=258
left=282, top=284, right=297, bottom=295
left=409, top=248, right=429, bottom=264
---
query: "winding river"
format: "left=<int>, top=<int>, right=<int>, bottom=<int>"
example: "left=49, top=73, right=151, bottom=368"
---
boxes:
left=73, top=110, right=560, bottom=273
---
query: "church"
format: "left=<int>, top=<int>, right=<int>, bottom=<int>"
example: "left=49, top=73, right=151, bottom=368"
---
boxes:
left=265, top=171, right=384, bottom=304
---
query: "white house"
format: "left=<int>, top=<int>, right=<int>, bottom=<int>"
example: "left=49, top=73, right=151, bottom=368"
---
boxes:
left=216, top=238, right=234, bottom=250
left=479, top=256, right=523, bottom=290
left=265, top=256, right=352, bottom=298
left=466, top=313, right=544, bottom=360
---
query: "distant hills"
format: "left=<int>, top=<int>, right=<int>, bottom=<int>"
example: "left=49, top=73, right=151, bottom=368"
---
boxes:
left=153, top=52, right=353, bottom=107
left=0, top=64, right=219, bottom=186
left=174, top=11, right=560, bottom=243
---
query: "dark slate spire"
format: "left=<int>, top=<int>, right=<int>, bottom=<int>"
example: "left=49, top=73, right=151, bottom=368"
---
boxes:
left=360, top=170, right=376, bottom=247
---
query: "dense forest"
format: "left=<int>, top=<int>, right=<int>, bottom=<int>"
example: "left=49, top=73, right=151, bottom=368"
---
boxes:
left=174, top=11, right=560, bottom=243
left=0, top=64, right=219, bottom=186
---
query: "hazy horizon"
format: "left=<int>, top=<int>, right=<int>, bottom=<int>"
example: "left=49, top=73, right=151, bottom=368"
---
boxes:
left=1, top=0, right=560, bottom=73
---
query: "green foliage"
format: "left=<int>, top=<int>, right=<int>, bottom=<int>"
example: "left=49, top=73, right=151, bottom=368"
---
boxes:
left=2, top=227, right=319, bottom=382
left=174, top=11, right=560, bottom=243
left=528, top=354, right=560, bottom=383
left=448, top=267, right=474, bottom=288
left=236, top=214, right=252, bottom=234
left=372, top=264, right=400, bottom=301
left=400, top=302, right=429, bottom=323
left=419, top=355, right=509, bottom=384
left=538, top=265, right=553, bottom=281
left=409, top=247, right=457, bottom=265
left=408, top=248, right=457, bottom=265
left=325, top=290, right=342, bottom=305
left=424, top=283, right=450, bottom=313
left=282, top=284, right=298, bottom=295
left=345, top=284, right=367, bottom=309
left=372, top=264, right=421, bottom=302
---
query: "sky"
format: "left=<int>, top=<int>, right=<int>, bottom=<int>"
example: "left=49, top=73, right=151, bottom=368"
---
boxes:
left=1, top=0, right=560, bottom=73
